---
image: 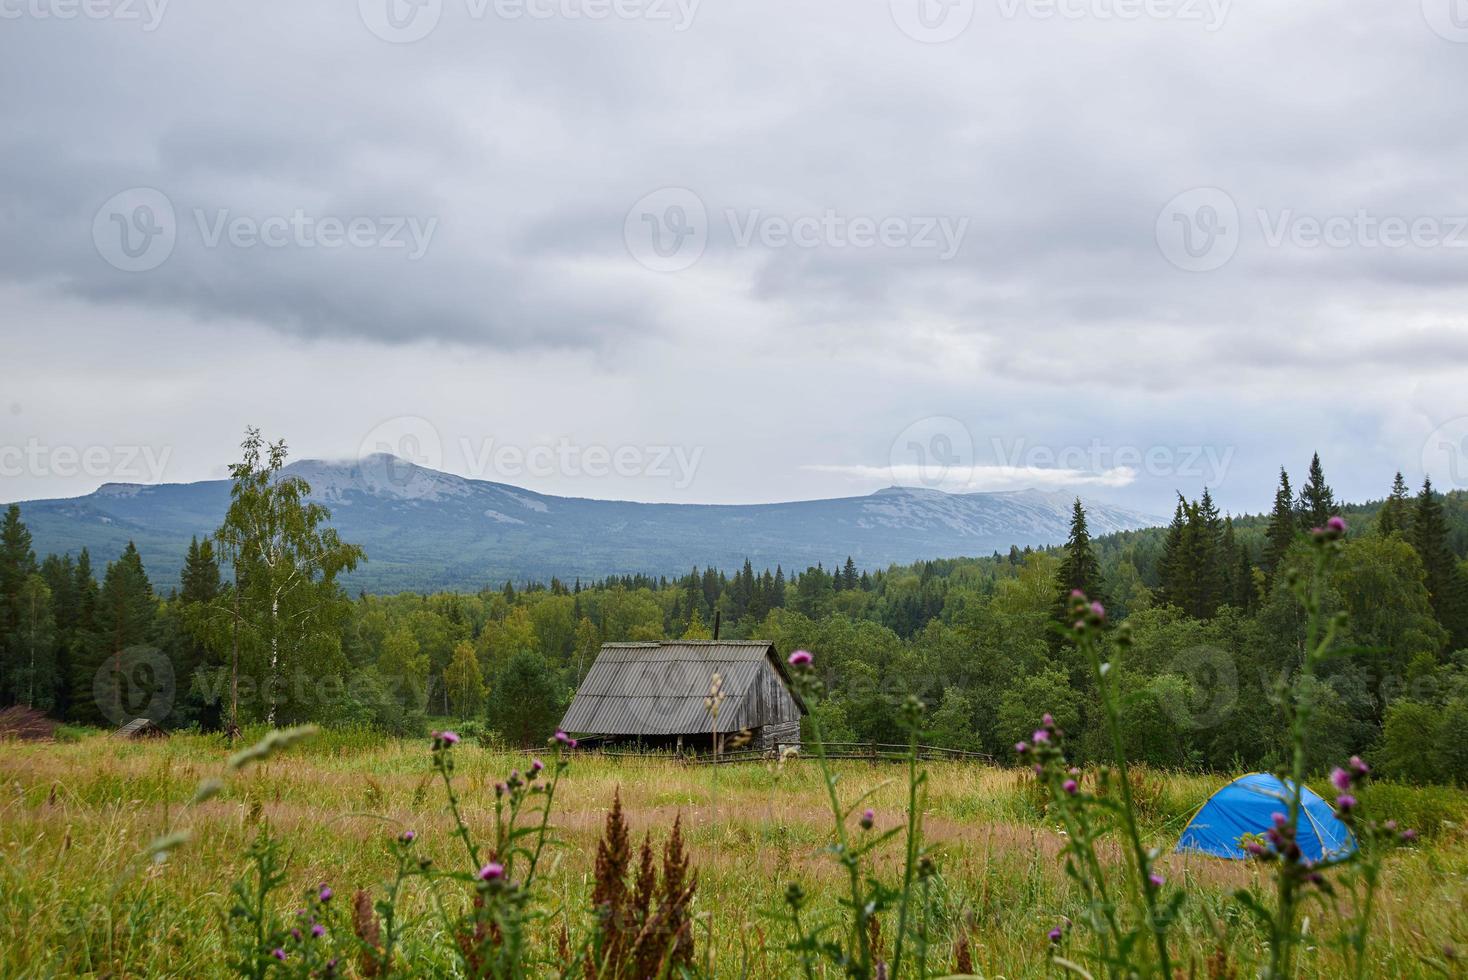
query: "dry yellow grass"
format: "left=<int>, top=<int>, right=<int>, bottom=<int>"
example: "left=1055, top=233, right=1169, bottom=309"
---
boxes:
left=1, top=733, right=1464, bottom=977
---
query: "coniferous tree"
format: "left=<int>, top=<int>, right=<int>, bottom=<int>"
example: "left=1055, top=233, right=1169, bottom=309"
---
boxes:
left=1411, top=477, right=1468, bottom=650
left=1297, top=452, right=1336, bottom=531
left=1263, top=467, right=1297, bottom=579
left=0, top=505, right=38, bottom=705
left=77, top=542, right=156, bottom=724
left=1157, top=497, right=1189, bottom=608
left=1377, top=472, right=1412, bottom=538
left=1055, top=499, right=1104, bottom=604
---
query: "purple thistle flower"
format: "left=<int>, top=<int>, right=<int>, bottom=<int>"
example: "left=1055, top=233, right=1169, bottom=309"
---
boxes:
left=434, top=730, right=460, bottom=747
left=1048, top=925, right=1063, bottom=944
left=1032, top=729, right=1050, bottom=744
left=554, top=730, right=570, bottom=744
left=1349, top=755, right=1370, bottom=777
left=311, top=924, right=325, bottom=939
left=1327, top=516, right=1347, bottom=533
left=318, top=885, right=333, bottom=903
left=531, top=758, right=544, bottom=773
left=1330, top=767, right=1352, bottom=792
left=273, top=949, right=287, bottom=961
left=1148, top=872, right=1165, bottom=888
left=399, top=829, right=416, bottom=844
left=1401, top=829, right=1418, bottom=843
left=1072, top=620, right=1086, bottom=630
left=1336, top=794, right=1357, bottom=812
left=788, top=649, right=814, bottom=667
left=568, top=737, right=578, bottom=748
left=290, top=927, right=302, bottom=941
left=1070, top=589, right=1085, bottom=599
left=1089, top=601, right=1105, bottom=620
left=1041, top=713, right=1055, bottom=727
left=479, top=862, right=505, bottom=881
left=1245, top=841, right=1266, bottom=857
left=1271, top=812, right=1288, bottom=828
left=1063, top=779, right=1078, bottom=795
left=860, top=808, right=875, bottom=830
left=1015, top=741, right=1029, bottom=755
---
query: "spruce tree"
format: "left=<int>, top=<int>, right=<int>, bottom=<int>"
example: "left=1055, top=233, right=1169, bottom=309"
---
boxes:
left=0, top=505, right=37, bottom=705
left=1297, top=452, right=1336, bottom=531
left=1056, top=499, right=1103, bottom=600
left=1377, top=472, right=1412, bottom=538
left=1263, top=467, right=1297, bottom=579
left=1411, top=477, right=1468, bottom=650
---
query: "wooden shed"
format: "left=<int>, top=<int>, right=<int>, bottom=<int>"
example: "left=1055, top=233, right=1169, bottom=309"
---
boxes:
left=559, top=640, right=806, bottom=753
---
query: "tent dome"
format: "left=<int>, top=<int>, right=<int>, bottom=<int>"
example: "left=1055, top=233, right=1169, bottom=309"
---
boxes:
left=1176, top=773, right=1355, bottom=861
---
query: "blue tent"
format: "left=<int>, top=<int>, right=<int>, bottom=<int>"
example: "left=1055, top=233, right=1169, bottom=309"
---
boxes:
left=1176, top=773, right=1355, bottom=861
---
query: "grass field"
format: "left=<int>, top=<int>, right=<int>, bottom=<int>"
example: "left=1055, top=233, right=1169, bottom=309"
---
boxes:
left=2, top=731, right=1465, bottom=978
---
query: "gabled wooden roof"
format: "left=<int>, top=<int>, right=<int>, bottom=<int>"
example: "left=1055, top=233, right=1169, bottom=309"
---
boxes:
left=559, top=640, right=807, bottom=736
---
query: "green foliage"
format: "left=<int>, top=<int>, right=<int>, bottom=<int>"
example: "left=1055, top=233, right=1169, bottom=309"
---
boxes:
left=486, top=650, right=564, bottom=747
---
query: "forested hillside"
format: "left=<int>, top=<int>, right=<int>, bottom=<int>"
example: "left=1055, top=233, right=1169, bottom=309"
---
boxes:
left=3, top=446, right=1466, bottom=785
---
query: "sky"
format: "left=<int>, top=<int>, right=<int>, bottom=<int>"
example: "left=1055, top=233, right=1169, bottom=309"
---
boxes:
left=3, top=0, right=1468, bottom=518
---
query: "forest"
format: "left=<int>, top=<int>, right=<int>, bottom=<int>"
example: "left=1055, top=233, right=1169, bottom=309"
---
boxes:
left=3, top=438, right=1467, bottom=786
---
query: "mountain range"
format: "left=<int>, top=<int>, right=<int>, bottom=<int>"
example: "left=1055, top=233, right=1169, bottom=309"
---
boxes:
left=11, top=454, right=1161, bottom=593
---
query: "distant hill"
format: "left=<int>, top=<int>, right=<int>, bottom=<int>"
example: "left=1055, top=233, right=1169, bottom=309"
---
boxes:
left=12, top=454, right=1162, bottom=593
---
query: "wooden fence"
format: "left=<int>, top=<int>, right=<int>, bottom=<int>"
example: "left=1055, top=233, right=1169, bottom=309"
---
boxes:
left=586, top=741, right=994, bottom=766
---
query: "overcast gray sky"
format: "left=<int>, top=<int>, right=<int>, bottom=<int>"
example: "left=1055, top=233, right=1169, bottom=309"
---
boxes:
left=3, top=0, right=1468, bottom=515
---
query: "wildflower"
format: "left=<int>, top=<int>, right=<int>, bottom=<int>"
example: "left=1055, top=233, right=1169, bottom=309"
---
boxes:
left=569, top=737, right=578, bottom=748
left=1073, top=620, right=1086, bottom=630
left=1048, top=925, right=1063, bottom=944
left=554, top=730, right=571, bottom=744
left=399, top=829, right=416, bottom=844
left=1032, top=729, right=1050, bottom=744
left=1327, top=516, right=1347, bottom=533
left=479, top=862, right=505, bottom=881
left=1062, top=779, right=1078, bottom=795
left=1330, top=767, right=1352, bottom=792
left=1148, top=872, right=1165, bottom=888
left=1245, top=841, right=1266, bottom=857
left=494, top=781, right=507, bottom=797
left=788, top=649, right=814, bottom=667
left=1336, top=794, right=1357, bottom=813
left=1070, top=589, right=1085, bottom=598
left=1271, top=812, right=1288, bottom=828
left=1349, top=755, right=1369, bottom=778
left=290, top=927, right=302, bottom=941
left=531, top=758, right=544, bottom=773
left=311, top=923, right=325, bottom=939
left=1089, top=601, right=1105, bottom=621
left=1401, top=829, right=1418, bottom=843
left=433, top=730, right=460, bottom=748
left=1041, top=713, right=1055, bottom=727
left=860, top=809, right=875, bottom=830
left=273, top=949, right=287, bottom=961
left=318, top=885, right=333, bottom=903
left=1015, top=741, right=1029, bottom=755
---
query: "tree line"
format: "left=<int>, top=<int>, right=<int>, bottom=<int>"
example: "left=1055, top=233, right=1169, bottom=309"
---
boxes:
left=2, top=436, right=1466, bottom=783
